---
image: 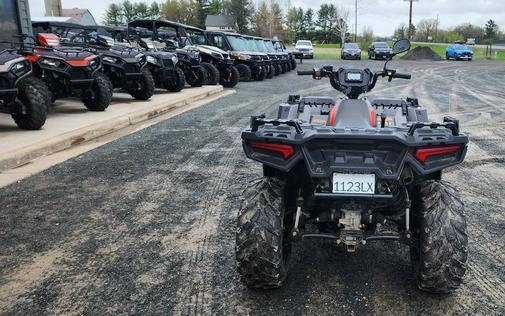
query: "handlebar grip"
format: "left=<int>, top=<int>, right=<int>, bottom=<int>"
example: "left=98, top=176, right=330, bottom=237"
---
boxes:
left=297, top=70, right=313, bottom=76
left=394, top=73, right=411, bottom=79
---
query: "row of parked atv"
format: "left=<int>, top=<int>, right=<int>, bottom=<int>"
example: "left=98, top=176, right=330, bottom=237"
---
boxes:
left=0, top=19, right=297, bottom=130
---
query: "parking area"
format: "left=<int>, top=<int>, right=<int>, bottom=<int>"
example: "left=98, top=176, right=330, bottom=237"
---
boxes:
left=0, top=59, right=504, bottom=315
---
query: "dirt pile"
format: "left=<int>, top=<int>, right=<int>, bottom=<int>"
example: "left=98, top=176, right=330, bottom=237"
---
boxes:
left=400, top=46, right=443, bottom=61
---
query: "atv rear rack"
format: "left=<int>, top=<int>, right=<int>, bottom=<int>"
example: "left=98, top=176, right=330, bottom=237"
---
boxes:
left=250, top=114, right=303, bottom=134
left=407, top=116, right=460, bottom=136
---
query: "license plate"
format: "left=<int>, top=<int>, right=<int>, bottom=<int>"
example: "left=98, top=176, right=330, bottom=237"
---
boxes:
left=332, top=173, right=375, bottom=194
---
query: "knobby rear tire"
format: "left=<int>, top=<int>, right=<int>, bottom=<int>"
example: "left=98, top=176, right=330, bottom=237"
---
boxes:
left=410, top=180, right=468, bottom=294
left=236, top=177, right=290, bottom=289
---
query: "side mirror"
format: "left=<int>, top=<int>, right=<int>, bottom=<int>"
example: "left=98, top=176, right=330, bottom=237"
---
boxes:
left=392, top=39, right=410, bottom=55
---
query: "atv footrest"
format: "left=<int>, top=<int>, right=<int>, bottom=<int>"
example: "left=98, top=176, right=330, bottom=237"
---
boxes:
left=301, top=233, right=338, bottom=241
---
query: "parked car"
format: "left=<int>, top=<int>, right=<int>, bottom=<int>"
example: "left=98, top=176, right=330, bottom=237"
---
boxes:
left=341, top=42, right=361, bottom=60
left=293, top=40, right=314, bottom=59
left=446, top=44, right=473, bottom=61
left=368, top=42, right=392, bottom=60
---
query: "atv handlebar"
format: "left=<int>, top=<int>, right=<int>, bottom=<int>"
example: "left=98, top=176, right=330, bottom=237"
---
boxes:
left=297, top=67, right=411, bottom=99
left=392, top=72, right=411, bottom=79
left=297, top=70, right=314, bottom=76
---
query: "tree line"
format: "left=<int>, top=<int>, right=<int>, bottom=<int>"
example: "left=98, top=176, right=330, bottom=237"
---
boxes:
left=104, top=0, right=503, bottom=46
left=103, top=0, right=350, bottom=44
left=103, top=0, right=254, bottom=32
left=394, top=19, right=503, bottom=44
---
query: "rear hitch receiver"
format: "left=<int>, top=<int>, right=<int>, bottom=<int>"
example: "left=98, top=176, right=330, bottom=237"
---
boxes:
left=337, top=230, right=365, bottom=252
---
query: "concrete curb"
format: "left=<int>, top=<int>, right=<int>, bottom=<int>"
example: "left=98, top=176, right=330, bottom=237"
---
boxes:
left=0, top=86, right=230, bottom=172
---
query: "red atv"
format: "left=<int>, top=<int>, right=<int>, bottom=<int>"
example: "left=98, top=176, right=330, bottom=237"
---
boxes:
left=23, top=33, right=112, bottom=111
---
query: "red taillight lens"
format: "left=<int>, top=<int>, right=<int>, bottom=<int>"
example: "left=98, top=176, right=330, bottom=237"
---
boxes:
left=250, top=141, right=294, bottom=159
left=415, top=145, right=460, bottom=163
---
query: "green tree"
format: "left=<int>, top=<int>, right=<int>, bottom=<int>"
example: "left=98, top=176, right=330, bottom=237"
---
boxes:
left=484, top=19, right=499, bottom=41
left=416, top=18, right=438, bottom=42
left=148, top=2, right=161, bottom=18
left=295, top=7, right=305, bottom=37
left=134, top=2, right=150, bottom=18
left=255, top=2, right=270, bottom=36
left=121, top=1, right=137, bottom=23
left=360, top=26, right=374, bottom=50
left=225, top=0, right=254, bottom=33
left=317, top=4, right=337, bottom=43
left=161, top=0, right=200, bottom=25
left=207, top=0, right=225, bottom=15
left=103, top=3, right=123, bottom=26
left=454, top=23, right=484, bottom=43
left=285, top=6, right=301, bottom=42
left=304, top=8, right=315, bottom=38
left=393, top=23, right=407, bottom=40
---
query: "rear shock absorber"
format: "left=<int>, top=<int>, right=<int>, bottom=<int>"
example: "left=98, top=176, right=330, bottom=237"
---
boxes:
left=292, top=191, right=304, bottom=236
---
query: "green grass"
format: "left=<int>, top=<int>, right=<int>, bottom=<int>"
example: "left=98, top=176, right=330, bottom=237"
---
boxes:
left=408, top=44, right=505, bottom=61
left=289, top=43, right=505, bottom=61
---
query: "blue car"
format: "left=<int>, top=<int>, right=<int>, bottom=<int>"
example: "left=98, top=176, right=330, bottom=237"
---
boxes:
left=446, top=44, right=473, bottom=61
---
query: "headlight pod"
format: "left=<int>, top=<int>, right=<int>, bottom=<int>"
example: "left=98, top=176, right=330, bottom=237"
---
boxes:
left=146, top=55, right=158, bottom=64
left=39, top=58, right=62, bottom=68
left=88, top=58, right=99, bottom=69
left=135, top=54, right=146, bottom=65
left=103, top=56, right=118, bottom=64
left=9, top=60, right=30, bottom=76
left=211, top=51, right=223, bottom=59
left=238, top=53, right=251, bottom=60
left=190, top=51, right=200, bottom=59
left=171, top=56, right=178, bottom=65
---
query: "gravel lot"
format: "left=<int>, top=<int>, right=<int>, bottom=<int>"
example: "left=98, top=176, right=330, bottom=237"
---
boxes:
left=1, top=59, right=504, bottom=315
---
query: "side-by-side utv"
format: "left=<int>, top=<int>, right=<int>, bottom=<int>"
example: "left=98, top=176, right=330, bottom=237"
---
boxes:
left=127, top=19, right=208, bottom=88
left=128, top=20, right=239, bottom=88
left=205, top=31, right=269, bottom=82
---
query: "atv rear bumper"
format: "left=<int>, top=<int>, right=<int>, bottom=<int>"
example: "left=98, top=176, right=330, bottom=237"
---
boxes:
left=242, top=121, right=468, bottom=180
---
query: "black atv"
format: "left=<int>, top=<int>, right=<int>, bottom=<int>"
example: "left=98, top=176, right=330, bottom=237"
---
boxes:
left=111, top=26, right=186, bottom=93
left=32, top=22, right=155, bottom=101
left=128, top=20, right=207, bottom=88
left=24, top=33, right=112, bottom=111
left=236, top=39, right=469, bottom=294
left=273, top=39, right=297, bottom=70
left=0, top=45, right=50, bottom=129
left=205, top=31, right=267, bottom=82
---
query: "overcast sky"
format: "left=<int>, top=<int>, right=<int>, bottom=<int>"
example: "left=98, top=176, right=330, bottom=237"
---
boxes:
left=28, top=0, right=505, bottom=37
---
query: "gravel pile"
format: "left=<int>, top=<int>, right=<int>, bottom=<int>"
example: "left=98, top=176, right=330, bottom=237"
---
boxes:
left=401, top=46, right=443, bottom=61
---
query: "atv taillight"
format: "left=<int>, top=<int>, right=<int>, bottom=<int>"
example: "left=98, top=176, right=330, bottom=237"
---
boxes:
left=37, top=33, right=61, bottom=47
left=250, top=141, right=294, bottom=159
left=415, top=145, right=460, bottom=163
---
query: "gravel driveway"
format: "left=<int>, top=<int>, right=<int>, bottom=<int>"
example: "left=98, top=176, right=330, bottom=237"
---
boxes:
left=0, top=59, right=504, bottom=315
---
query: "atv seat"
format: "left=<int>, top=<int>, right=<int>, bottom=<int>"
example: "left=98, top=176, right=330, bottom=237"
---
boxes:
left=330, top=99, right=373, bottom=129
